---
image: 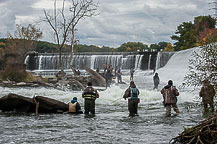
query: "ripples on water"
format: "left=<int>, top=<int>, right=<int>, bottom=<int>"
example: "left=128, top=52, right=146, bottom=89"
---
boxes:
left=0, top=74, right=204, bottom=144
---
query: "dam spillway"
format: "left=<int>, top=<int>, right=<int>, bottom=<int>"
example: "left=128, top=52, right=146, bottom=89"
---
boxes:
left=25, top=51, right=174, bottom=73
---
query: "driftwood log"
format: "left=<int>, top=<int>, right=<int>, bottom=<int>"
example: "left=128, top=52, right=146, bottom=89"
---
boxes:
left=0, top=93, right=35, bottom=113
left=83, top=66, right=106, bottom=87
left=0, top=93, right=68, bottom=114
left=170, top=114, right=217, bottom=144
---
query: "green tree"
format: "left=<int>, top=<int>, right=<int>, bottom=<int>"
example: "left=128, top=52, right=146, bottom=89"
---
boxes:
left=171, top=22, right=196, bottom=51
left=149, top=43, right=160, bottom=51
left=158, top=41, right=169, bottom=51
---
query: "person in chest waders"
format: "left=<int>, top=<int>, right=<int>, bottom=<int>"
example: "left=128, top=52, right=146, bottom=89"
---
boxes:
left=123, top=81, right=140, bottom=117
left=199, top=79, right=215, bottom=115
left=68, top=97, right=83, bottom=114
left=82, top=82, right=99, bottom=115
left=161, top=80, right=180, bottom=117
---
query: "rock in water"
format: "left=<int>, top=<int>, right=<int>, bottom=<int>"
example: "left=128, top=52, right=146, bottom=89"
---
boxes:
left=83, top=66, right=106, bottom=87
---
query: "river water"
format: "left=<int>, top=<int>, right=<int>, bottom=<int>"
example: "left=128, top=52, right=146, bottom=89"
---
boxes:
left=0, top=70, right=204, bottom=144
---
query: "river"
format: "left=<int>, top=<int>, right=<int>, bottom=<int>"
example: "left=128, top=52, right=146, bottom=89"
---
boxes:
left=0, top=69, right=204, bottom=144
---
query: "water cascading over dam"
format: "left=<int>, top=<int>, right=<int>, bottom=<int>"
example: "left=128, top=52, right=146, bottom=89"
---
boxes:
left=25, top=52, right=175, bottom=73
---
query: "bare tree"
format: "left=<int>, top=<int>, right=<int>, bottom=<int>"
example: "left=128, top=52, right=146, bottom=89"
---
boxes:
left=43, top=0, right=98, bottom=71
left=44, top=0, right=72, bottom=70
left=68, top=0, right=98, bottom=69
left=183, top=43, right=217, bottom=88
left=7, top=24, right=42, bottom=66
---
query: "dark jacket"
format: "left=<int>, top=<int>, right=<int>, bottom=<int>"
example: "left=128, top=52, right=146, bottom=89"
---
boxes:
left=199, top=84, right=215, bottom=103
left=153, top=75, right=160, bottom=85
left=161, top=85, right=179, bottom=104
left=82, top=86, right=99, bottom=100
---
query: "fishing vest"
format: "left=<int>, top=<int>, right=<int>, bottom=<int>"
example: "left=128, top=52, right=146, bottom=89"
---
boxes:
left=83, top=87, right=97, bottom=100
left=69, top=102, right=77, bottom=113
left=129, top=87, right=139, bottom=100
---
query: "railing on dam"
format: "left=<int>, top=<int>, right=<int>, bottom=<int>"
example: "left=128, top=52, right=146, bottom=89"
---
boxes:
left=28, top=51, right=162, bottom=56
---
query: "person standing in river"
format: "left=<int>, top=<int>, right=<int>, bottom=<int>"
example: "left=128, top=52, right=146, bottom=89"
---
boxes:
left=123, top=81, right=140, bottom=117
left=153, top=73, right=160, bottom=90
left=161, top=80, right=180, bottom=116
left=117, top=67, right=122, bottom=83
left=130, top=68, right=135, bottom=81
left=105, top=69, right=113, bottom=88
left=82, top=82, right=99, bottom=115
left=199, top=79, right=215, bottom=115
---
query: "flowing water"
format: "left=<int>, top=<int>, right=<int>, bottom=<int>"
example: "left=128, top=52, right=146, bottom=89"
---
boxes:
left=0, top=70, right=204, bottom=144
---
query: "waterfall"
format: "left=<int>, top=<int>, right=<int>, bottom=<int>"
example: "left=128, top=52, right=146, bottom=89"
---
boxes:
left=147, top=54, right=152, bottom=70
left=24, top=55, right=29, bottom=65
left=39, top=55, right=43, bottom=70
left=25, top=52, right=175, bottom=73
left=135, top=55, right=143, bottom=69
left=155, top=52, right=175, bottom=70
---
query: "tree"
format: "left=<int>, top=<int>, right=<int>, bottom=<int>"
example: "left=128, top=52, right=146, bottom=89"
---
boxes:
left=163, top=43, right=174, bottom=52
left=68, top=0, right=98, bottom=68
left=171, top=22, right=196, bottom=51
left=6, top=24, right=42, bottom=67
left=183, top=43, right=217, bottom=87
left=0, top=24, right=42, bottom=82
left=43, top=0, right=98, bottom=70
left=171, top=15, right=216, bottom=51
left=149, top=43, right=160, bottom=51
left=158, top=41, right=169, bottom=51
left=194, top=16, right=217, bottom=45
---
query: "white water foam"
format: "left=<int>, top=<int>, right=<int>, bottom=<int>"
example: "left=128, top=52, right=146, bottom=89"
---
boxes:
left=0, top=46, right=203, bottom=104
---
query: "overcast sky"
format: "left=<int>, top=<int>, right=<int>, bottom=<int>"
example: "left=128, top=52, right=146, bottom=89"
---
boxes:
left=0, top=0, right=214, bottom=47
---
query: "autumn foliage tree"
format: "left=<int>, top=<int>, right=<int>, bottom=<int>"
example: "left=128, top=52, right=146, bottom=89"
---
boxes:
left=163, top=43, right=174, bottom=52
left=171, top=15, right=216, bottom=50
left=0, top=24, right=42, bottom=82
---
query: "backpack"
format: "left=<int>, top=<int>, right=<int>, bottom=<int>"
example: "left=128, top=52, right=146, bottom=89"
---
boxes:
left=130, top=87, right=138, bottom=99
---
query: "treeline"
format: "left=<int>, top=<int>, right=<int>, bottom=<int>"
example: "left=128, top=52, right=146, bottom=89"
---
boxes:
left=0, top=15, right=216, bottom=55
left=0, top=39, right=171, bottom=53
left=35, top=41, right=170, bottom=53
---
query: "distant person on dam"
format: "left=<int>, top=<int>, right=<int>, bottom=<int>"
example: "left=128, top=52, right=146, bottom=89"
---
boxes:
left=123, top=81, right=140, bottom=117
left=153, top=73, right=160, bottom=90
left=199, top=79, right=215, bottom=115
left=82, top=82, right=99, bottom=115
left=68, top=97, right=83, bottom=114
left=161, top=80, right=180, bottom=116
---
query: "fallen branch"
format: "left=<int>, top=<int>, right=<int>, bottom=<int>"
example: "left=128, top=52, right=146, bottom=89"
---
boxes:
left=170, top=114, right=217, bottom=144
